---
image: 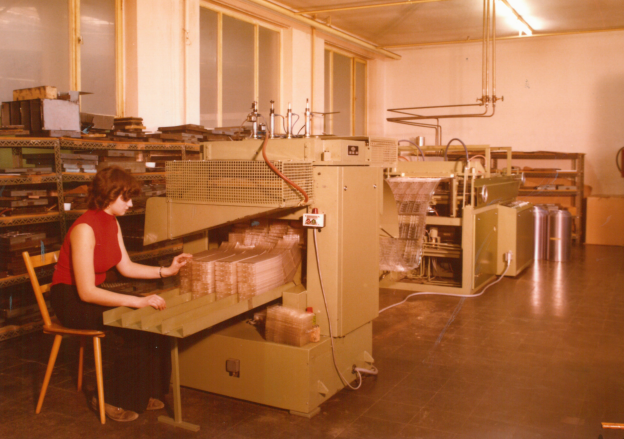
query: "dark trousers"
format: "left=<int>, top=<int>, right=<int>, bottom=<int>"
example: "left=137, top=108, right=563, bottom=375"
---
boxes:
left=50, top=283, right=171, bottom=413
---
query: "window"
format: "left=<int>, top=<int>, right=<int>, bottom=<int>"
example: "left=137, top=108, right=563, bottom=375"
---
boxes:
left=324, top=49, right=367, bottom=136
left=0, top=0, right=120, bottom=117
left=200, top=6, right=280, bottom=129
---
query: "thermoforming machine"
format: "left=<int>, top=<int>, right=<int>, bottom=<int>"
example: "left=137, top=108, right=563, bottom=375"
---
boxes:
left=380, top=145, right=533, bottom=295
left=138, top=134, right=398, bottom=419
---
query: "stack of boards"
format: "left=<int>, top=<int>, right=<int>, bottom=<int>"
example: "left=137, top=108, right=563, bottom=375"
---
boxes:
left=0, top=189, right=55, bottom=216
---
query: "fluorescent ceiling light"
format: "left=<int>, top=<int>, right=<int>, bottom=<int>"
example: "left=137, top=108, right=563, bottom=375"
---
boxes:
left=499, top=0, right=534, bottom=36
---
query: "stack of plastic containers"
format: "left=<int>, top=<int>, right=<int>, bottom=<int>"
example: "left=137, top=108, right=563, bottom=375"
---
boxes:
left=178, top=221, right=303, bottom=302
left=265, top=305, right=315, bottom=347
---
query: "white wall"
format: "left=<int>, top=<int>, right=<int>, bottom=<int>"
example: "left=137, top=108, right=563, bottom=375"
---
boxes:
left=124, top=0, right=199, bottom=129
left=374, top=31, right=624, bottom=195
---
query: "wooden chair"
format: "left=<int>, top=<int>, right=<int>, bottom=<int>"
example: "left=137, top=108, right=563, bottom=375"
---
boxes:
left=22, top=251, right=106, bottom=424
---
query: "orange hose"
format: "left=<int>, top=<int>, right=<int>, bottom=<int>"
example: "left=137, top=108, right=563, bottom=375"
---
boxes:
left=261, top=131, right=309, bottom=204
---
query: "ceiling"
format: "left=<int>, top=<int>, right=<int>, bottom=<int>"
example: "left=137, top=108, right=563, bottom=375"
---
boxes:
left=270, top=0, right=624, bottom=48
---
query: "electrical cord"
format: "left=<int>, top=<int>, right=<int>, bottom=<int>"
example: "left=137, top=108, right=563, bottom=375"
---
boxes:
left=313, top=229, right=378, bottom=390
left=379, top=251, right=513, bottom=314
left=444, top=138, right=469, bottom=163
left=398, top=139, right=426, bottom=161
left=261, top=130, right=309, bottom=204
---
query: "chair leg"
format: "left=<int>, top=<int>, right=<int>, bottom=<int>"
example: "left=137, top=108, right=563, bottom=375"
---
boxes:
left=77, top=337, right=85, bottom=391
left=93, top=337, right=106, bottom=424
left=36, top=334, right=62, bottom=414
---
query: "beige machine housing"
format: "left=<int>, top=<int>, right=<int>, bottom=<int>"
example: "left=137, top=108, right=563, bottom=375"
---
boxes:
left=380, top=146, right=530, bottom=296
left=143, top=136, right=384, bottom=417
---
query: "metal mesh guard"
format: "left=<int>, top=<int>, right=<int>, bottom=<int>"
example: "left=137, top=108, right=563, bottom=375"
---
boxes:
left=166, top=160, right=313, bottom=207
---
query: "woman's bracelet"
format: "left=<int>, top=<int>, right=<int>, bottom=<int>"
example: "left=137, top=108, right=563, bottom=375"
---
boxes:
left=159, top=266, right=164, bottom=278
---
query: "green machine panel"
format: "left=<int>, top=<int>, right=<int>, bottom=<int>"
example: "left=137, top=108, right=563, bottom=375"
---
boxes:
left=306, top=166, right=380, bottom=337
left=179, top=320, right=373, bottom=416
left=497, top=202, right=534, bottom=276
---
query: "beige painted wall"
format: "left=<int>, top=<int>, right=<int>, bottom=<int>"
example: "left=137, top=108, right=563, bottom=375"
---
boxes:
left=124, top=0, right=199, bottom=130
left=372, top=31, right=624, bottom=195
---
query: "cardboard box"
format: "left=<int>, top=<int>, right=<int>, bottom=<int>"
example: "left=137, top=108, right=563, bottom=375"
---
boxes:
left=586, top=195, right=624, bottom=246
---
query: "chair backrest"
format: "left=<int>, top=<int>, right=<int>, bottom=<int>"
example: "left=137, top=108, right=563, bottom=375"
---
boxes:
left=22, top=251, right=60, bottom=327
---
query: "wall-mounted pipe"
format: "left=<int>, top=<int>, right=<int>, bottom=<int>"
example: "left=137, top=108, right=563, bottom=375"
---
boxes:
left=239, top=0, right=401, bottom=60
left=386, top=0, right=500, bottom=126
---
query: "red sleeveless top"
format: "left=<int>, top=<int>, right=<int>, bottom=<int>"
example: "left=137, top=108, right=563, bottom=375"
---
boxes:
left=52, top=209, right=122, bottom=286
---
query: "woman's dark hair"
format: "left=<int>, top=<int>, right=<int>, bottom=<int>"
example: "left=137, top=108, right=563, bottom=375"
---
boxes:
left=87, top=166, right=141, bottom=210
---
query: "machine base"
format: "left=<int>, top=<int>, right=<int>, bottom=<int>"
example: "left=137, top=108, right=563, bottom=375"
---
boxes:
left=290, top=408, right=321, bottom=418
left=178, top=320, right=373, bottom=416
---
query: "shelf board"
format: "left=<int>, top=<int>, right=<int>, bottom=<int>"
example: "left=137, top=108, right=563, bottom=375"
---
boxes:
left=0, top=138, right=58, bottom=148
left=0, top=267, right=55, bottom=289
left=0, top=320, right=43, bottom=342
left=0, top=211, right=61, bottom=227
left=0, top=173, right=58, bottom=185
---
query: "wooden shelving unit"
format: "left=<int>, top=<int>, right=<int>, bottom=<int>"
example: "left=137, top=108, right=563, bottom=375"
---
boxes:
left=443, top=149, right=585, bottom=242
left=0, top=137, right=200, bottom=341
left=491, top=151, right=585, bottom=243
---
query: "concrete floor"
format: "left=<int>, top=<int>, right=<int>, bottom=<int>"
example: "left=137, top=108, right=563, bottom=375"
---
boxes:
left=1, top=244, right=623, bottom=438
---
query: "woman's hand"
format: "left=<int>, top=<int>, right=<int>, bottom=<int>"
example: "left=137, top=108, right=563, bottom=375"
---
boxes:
left=164, top=253, right=193, bottom=277
left=138, top=294, right=167, bottom=310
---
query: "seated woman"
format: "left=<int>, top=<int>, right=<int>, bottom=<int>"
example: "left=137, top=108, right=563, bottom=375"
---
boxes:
left=50, top=166, right=192, bottom=421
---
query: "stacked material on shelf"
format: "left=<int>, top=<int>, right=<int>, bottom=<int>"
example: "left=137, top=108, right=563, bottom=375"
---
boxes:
left=0, top=231, right=59, bottom=274
left=156, top=125, right=210, bottom=144
left=179, top=263, right=192, bottom=295
left=62, top=185, right=89, bottom=210
left=1, top=86, right=81, bottom=137
left=0, top=167, right=53, bottom=175
left=0, top=125, right=29, bottom=136
left=61, top=153, right=99, bottom=173
left=0, top=189, right=54, bottom=216
left=98, top=150, right=146, bottom=173
left=265, top=305, right=314, bottom=347
left=110, top=117, right=147, bottom=142
left=130, top=182, right=167, bottom=209
left=178, top=221, right=303, bottom=301
left=237, top=236, right=301, bottom=301
left=187, top=243, right=239, bottom=299
left=214, top=246, right=264, bottom=300
left=21, top=152, right=99, bottom=173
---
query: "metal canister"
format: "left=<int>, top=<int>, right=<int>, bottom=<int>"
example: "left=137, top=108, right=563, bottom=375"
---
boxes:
left=548, top=210, right=572, bottom=261
left=532, top=205, right=548, bottom=260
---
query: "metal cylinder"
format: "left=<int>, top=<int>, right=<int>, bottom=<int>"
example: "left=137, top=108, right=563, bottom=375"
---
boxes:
left=415, top=136, right=425, bottom=147
left=532, top=205, right=548, bottom=260
left=548, top=210, right=572, bottom=261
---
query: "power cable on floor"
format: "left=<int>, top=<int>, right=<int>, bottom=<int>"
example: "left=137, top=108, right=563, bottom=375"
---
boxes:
left=379, top=251, right=512, bottom=314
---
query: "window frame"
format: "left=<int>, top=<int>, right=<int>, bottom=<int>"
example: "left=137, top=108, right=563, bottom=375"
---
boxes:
left=200, top=2, right=283, bottom=128
left=70, top=0, right=123, bottom=116
left=324, top=46, right=367, bottom=136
